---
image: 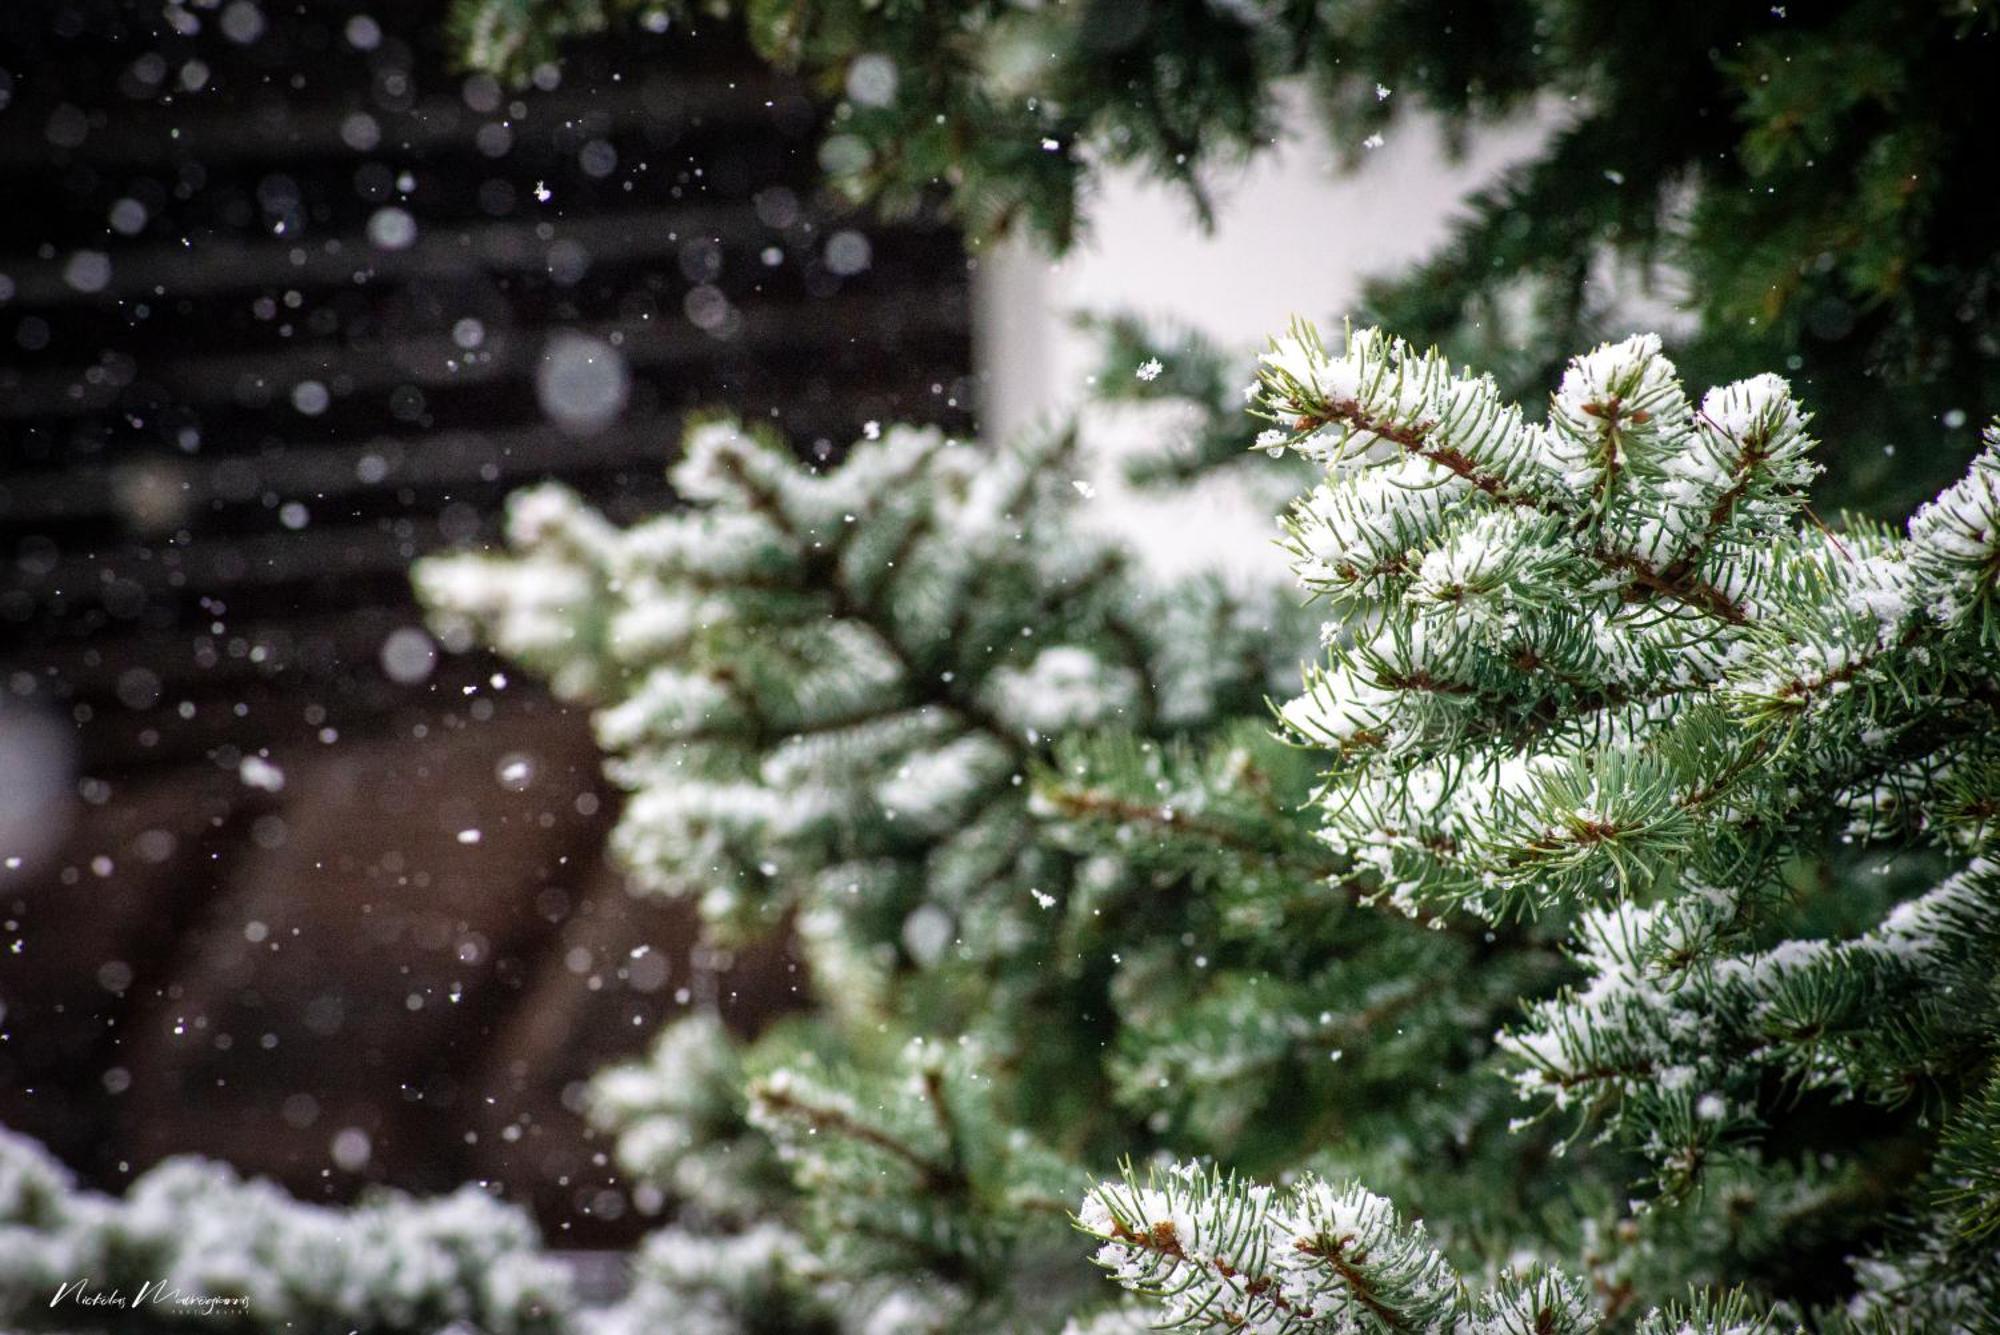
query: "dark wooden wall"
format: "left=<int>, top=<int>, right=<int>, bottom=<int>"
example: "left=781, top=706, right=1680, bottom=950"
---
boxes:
left=0, top=0, right=970, bottom=1244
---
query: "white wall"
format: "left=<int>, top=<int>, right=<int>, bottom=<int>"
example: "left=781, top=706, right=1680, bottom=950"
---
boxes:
left=974, top=92, right=1550, bottom=444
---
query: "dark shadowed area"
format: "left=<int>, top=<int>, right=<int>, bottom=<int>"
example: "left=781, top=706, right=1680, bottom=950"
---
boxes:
left=0, top=0, right=969, bottom=1247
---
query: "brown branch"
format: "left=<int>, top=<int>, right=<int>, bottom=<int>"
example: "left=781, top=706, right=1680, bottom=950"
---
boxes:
left=1294, top=1233, right=1413, bottom=1333
left=1304, top=396, right=1541, bottom=510
left=1600, top=549, right=1749, bottom=626
left=1659, top=413, right=1773, bottom=585
left=1374, top=668, right=1480, bottom=697
left=1770, top=624, right=1926, bottom=708
left=918, top=1066, right=967, bottom=1187
left=1579, top=394, right=1633, bottom=522
left=1104, top=1218, right=1307, bottom=1323
left=1296, top=395, right=1753, bottom=626
left=1536, top=1058, right=1659, bottom=1092
left=1037, top=785, right=1363, bottom=892
left=755, top=1083, right=966, bottom=1194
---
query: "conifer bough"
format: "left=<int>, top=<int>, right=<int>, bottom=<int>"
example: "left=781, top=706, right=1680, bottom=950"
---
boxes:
left=1074, top=322, right=2000, bottom=1331
left=447, top=0, right=2000, bottom=512
left=0, top=1127, right=573, bottom=1332
left=14, top=322, right=1993, bottom=1328
left=416, top=322, right=2000, bottom=1330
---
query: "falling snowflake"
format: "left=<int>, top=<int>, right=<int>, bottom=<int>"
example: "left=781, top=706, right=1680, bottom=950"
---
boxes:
left=1030, top=889, right=1056, bottom=910
left=1362, top=133, right=1385, bottom=151
left=1135, top=358, right=1163, bottom=382
left=1376, top=84, right=1392, bottom=101
left=238, top=755, right=286, bottom=793
left=1071, top=480, right=1097, bottom=499
left=863, top=420, right=882, bottom=441
left=533, top=180, right=552, bottom=203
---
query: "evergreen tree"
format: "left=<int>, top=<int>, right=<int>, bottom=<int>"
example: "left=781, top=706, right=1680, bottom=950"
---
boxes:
left=4, top=8, right=1992, bottom=1333
left=407, top=322, right=2000, bottom=1329
left=0, top=1126, right=573, bottom=1332
left=1076, top=321, right=2000, bottom=1331
left=445, top=0, right=2000, bottom=512
left=10, top=315, right=1999, bottom=1327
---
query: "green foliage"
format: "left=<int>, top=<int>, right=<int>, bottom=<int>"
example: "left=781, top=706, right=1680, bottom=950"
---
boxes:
left=1079, top=1159, right=1790, bottom=1334
left=446, top=0, right=680, bottom=87
left=1081, top=1160, right=1478, bottom=1332
left=585, top=1016, right=1095, bottom=1332
left=1035, top=723, right=1562, bottom=1178
left=419, top=408, right=1309, bottom=1161
left=449, top=0, right=2000, bottom=511
left=420, top=380, right=1431, bottom=1325
left=1258, top=323, right=2000, bottom=918
left=588, top=1011, right=795, bottom=1226
left=423, top=413, right=1287, bottom=932
left=415, top=323, right=2000, bottom=1329
left=748, top=1039, right=1092, bottom=1325
left=451, top=0, right=1288, bottom=244
left=1072, top=315, right=1266, bottom=487
left=1225, top=320, right=2000, bottom=1325
left=0, top=1126, right=573, bottom=1334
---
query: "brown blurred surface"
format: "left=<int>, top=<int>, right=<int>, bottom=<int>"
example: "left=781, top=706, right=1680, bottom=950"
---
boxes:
left=0, top=0, right=960, bottom=1243
left=0, top=692, right=802, bottom=1246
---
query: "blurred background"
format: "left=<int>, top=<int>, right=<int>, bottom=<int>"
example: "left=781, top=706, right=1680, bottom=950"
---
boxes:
left=0, top=0, right=973, bottom=1247
left=0, top=0, right=1541, bottom=1246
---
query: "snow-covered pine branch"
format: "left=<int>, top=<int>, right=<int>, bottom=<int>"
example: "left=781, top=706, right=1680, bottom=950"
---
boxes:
left=418, top=416, right=1295, bottom=955
left=1500, top=859, right=2000, bottom=1194
left=1264, top=326, right=2000, bottom=921
left=416, top=375, right=1337, bottom=1328
left=1080, top=1161, right=1809, bottom=1331
left=1076, top=1159, right=1775, bottom=1334
left=1240, top=323, right=2000, bottom=1313
left=415, top=401, right=1315, bottom=1184
left=0, top=1125, right=571, bottom=1332
left=410, top=319, right=2000, bottom=1328
left=1056, top=325, right=2000, bottom=1332
left=586, top=1012, right=792, bottom=1227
